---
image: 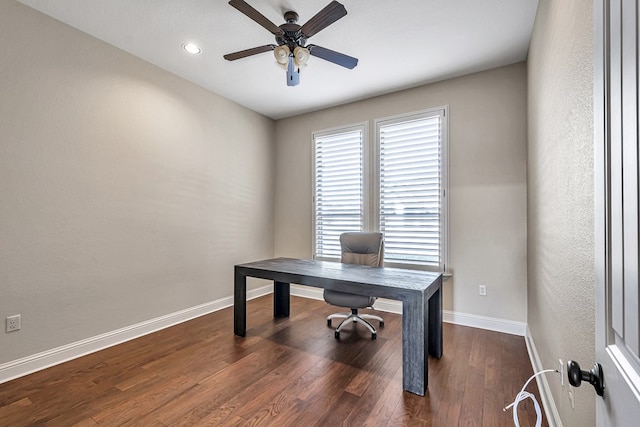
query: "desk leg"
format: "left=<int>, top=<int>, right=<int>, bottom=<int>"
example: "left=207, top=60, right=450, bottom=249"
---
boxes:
left=274, top=281, right=290, bottom=317
left=428, top=283, right=443, bottom=358
left=402, top=294, right=428, bottom=396
left=234, top=268, right=246, bottom=336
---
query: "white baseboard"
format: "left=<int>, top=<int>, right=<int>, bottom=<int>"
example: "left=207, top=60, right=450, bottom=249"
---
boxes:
left=291, top=284, right=526, bottom=336
left=290, top=284, right=401, bottom=314
left=443, top=311, right=526, bottom=336
left=0, top=285, right=273, bottom=385
left=290, top=284, right=325, bottom=301
left=525, top=326, right=562, bottom=427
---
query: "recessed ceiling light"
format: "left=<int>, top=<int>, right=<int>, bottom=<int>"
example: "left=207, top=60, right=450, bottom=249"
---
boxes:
left=182, top=43, right=201, bottom=55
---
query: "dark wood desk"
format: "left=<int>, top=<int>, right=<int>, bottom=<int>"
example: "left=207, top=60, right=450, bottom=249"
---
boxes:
left=233, top=257, right=443, bottom=396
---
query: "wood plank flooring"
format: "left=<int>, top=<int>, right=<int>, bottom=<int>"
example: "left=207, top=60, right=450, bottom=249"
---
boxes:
left=0, top=295, right=547, bottom=426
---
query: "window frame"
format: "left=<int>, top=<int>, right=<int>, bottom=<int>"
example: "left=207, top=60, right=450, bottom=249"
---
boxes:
left=373, top=107, right=449, bottom=272
left=312, top=106, right=449, bottom=273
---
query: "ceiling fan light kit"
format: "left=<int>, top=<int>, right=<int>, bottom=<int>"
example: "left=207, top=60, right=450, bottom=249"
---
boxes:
left=223, top=0, right=358, bottom=87
left=274, top=45, right=290, bottom=65
left=293, top=46, right=310, bottom=66
left=275, top=46, right=310, bottom=86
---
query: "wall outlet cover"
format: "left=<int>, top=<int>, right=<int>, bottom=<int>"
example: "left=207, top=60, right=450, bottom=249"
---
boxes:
left=6, top=315, right=21, bottom=332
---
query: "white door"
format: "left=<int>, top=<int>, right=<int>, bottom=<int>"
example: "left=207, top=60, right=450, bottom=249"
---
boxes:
left=595, top=0, right=640, bottom=425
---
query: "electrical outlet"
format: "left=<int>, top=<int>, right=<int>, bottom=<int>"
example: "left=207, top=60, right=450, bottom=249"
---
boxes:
left=6, top=315, right=21, bottom=332
left=558, top=359, right=564, bottom=386
left=479, top=285, right=487, bottom=296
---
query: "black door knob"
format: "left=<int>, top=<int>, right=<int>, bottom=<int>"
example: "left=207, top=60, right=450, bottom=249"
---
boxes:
left=567, top=360, right=605, bottom=396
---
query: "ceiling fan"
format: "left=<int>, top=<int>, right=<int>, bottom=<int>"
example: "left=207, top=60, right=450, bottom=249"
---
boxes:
left=223, top=0, right=358, bottom=86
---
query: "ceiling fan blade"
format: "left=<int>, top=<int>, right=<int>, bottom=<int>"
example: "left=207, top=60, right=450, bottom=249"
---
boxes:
left=300, top=1, right=347, bottom=38
left=228, top=0, right=283, bottom=36
left=223, top=44, right=276, bottom=61
left=308, top=45, right=358, bottom=69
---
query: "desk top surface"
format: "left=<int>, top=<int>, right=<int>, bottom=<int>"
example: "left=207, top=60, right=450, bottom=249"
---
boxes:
left=236, top=257, right=441, bottom=293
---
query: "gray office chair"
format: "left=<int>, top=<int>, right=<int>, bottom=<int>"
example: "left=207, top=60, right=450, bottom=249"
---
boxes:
left=324, top=232, right=385, bottom=340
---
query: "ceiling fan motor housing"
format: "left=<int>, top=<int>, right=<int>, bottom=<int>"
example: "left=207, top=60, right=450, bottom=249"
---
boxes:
left=276, top=16, right=306, bottom=50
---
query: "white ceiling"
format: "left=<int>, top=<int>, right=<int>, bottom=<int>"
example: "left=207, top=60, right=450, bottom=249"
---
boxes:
left=17, top=0, right=539, bottom=120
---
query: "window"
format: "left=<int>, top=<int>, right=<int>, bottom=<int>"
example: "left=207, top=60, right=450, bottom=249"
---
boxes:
left=313, top=108, right=448, bottom=272
left=313, top=124, right=366, bottom=259
left=376, top=111, right=446, bottom=269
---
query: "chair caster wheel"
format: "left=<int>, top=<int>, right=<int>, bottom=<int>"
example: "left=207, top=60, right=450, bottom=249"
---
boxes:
left=334, top=331, right=340, bottom=340
left=327, top=319, right=332, bottom=327
left=372, top=333, right=377, bottom=340
left=379, top=321, right=384, bottom=328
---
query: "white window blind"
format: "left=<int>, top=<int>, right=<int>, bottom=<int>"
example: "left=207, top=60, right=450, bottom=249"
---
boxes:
left=313, top=127, right=364, bottom=259
left=378, top=114, right=443, bottom=268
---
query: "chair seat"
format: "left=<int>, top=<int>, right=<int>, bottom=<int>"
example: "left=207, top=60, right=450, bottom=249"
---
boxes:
left=323, top=289, right=375, bottom=309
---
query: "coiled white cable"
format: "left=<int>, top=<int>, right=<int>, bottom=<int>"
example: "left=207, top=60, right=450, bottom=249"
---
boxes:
left=503, top=369, right=558, bottom=427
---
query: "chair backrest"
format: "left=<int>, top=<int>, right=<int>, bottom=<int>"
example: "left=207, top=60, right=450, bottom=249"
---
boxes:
left=340, top=232, right=384, bottom=267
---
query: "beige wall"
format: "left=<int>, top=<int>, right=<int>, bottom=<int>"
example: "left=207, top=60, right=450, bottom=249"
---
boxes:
left=527, top=0, right=595, bottom=425
left=0, top=1, right=275, bottom=364
left=274, top=63, right=528, bottom=322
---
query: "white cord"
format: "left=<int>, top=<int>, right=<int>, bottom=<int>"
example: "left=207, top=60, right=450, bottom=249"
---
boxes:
left=503, top=369, right=558, bottom=427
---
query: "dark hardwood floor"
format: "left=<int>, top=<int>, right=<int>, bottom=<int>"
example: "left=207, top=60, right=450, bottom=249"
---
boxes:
left=0, top=295, right=546, bottom=426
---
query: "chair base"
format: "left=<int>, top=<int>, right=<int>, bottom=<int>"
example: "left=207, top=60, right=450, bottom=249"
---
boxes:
left=327, top=309, right=384, bottom=340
